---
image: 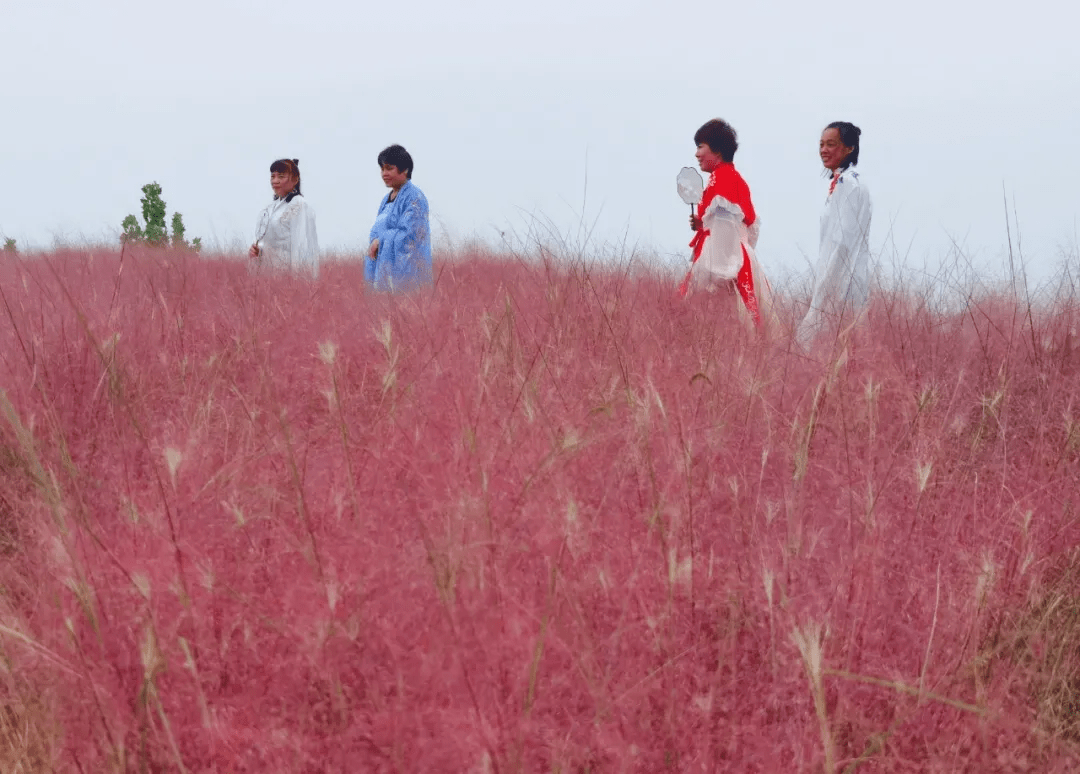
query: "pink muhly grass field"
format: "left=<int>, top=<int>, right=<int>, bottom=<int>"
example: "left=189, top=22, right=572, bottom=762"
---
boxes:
left=1, top=246, right=1079, bottom=772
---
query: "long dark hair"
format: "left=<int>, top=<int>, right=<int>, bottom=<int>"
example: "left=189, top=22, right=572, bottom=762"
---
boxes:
left=825, top=122, right=861, bottom=169
left=270, top=158, right=302, bottom=198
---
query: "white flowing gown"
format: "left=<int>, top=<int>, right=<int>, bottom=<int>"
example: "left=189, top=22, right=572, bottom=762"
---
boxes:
left=253, top=194, right=320, bottom=274
left=798, top=167, right=872, bottom=347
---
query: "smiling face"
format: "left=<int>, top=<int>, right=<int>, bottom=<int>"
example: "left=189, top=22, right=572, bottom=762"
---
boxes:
left=695, top=143, right=725, bottom=174
left=381, top=163, right=409, bottom=190
left=819, top=128, right=853, bottom=172
left=271, top=170, right=298, bottom=198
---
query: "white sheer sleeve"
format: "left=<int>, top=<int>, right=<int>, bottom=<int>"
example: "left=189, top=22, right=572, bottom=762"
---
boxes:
left=253, top=204, right=271, bottom=252
left=695, top=196, right=747, bottom=283
left=287, top=200, right=320, bottom=275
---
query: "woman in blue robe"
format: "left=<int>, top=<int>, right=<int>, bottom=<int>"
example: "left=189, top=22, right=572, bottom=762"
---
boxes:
left=367, top=145, right=432, bottom=290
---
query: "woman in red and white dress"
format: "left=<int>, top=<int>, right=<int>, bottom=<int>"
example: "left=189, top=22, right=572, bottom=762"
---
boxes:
left=682, top=118, right=770, bottom=326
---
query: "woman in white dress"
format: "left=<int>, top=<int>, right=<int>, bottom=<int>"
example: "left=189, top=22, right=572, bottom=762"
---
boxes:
left=797, top=122, right=872, bottom=349
left=248, top=158, right=319, bottom=274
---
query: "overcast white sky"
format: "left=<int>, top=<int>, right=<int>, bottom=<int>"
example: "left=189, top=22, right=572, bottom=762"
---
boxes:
left=3, top=0, right=1078, bottom=284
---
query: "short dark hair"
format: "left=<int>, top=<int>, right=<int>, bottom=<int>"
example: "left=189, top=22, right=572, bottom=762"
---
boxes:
left=377, top=145, right=414, bottom=179
left=270, top=158, right=301, bottom=194
left=693, top=119, right=738, bottom=162
left=825, top=121, right=862, bottom=167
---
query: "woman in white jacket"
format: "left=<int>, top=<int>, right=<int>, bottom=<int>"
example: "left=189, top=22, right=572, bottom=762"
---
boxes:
left=797, top=122, right=872, bottom=348
left=248, top=158, right=320, bottom=275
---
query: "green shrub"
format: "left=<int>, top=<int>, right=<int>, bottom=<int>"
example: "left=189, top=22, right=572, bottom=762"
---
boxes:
left=120, top=215, right=143, bottom=243
left=121, top=182, right=200, bottom=250
left=170, top=212, right=185, bottom=247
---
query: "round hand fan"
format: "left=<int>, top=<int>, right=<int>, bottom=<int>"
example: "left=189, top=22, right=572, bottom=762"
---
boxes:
left=677, top=167, right=704, bottom=213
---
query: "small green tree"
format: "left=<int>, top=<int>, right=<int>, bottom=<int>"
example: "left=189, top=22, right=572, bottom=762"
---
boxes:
left=121, top=182, right=200, bottom=249
left=171, top=212, right=186, bottom=247
left=2, top=237, right=16, bottom=254
left=140, top=183, right=168, bottom=245
left=121, top=215, right=143, bottom=243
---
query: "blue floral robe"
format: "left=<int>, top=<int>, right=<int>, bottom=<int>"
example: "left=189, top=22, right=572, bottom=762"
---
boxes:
left=367, top=181, right=432, bottom=290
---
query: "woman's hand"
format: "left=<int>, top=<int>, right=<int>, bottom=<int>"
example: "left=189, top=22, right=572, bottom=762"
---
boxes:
left=368, top=239, right=379, bottom=260
left=248, top=244, right=260, bottom=259
left=689, top=214, right=703, bottom=231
